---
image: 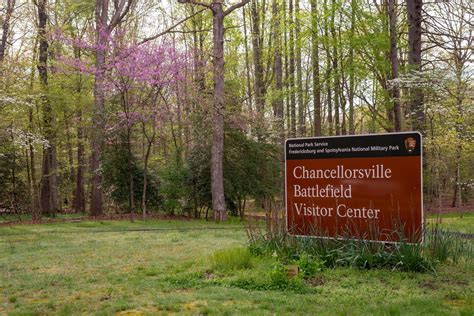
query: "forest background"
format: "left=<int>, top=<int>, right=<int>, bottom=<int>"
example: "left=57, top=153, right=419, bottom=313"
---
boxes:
left=0, top=0, right=472, bottom=221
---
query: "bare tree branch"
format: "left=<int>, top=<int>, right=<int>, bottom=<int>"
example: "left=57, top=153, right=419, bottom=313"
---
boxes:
left=177, top=0, right=212, bottom=10
left=224, top=0, right=250, bottom=16
left=110, top=0, right=134, bottom=29
left=139, top=8, right=206, bottom=45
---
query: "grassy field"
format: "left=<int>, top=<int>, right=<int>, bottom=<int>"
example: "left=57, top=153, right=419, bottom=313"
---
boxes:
left=0, top=219, right=473, bottom=315
left=426, top=212, right=474, bottom=234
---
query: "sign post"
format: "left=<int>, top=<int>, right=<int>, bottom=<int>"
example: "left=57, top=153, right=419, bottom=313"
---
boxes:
left=285, top=132, right=423, bottom=243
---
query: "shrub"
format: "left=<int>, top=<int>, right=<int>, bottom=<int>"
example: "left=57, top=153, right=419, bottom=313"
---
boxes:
left=185, top=128, right=280, bottom=217
left=268, top=261, right=288, bottom=288
left=297, top=252, right=324, bottom=277
left=159, top=154, right=189, bottom=215
left=103, top=143, right=162, bottom=211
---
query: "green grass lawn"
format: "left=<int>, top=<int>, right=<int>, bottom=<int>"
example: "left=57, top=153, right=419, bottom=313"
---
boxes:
left=0, top=219, right=473, bottom=315
left=426, top=212, right=474, bottom=234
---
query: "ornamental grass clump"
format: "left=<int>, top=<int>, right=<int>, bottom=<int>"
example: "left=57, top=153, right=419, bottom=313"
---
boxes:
left=246, top=219, right=472, bottom=273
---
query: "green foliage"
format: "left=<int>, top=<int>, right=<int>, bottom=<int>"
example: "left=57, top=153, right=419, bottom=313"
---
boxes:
left=0, top=137, right=29, bottom=211
left=425, top=227, right=472, bottom=264
left=248, top=226, right=472, bottom=273
left=159, top=154, right=189, bottom=215
left=268, top=261, right=289, bottom=288
left=185, top=128, right=280, bottom=216
left=226, top=260, right=309, bottom=294
left=210, top=247, right=252, bottom=271
left=296, top=252, right=325, bottom=277
left=103, top=143, right=161, bottom=211
left=184, top=143, right=212, bottom=212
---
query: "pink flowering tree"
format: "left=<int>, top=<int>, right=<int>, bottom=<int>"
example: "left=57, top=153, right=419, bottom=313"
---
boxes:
left=57, top=29, right=190, bottom=217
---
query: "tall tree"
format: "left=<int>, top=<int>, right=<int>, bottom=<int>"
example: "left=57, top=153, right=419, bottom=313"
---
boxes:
left=288, top=0, right=296, bottom=137
left=324, top=0, right=333, bottom=135
left=90, top=0, right=134, bottom=216
left=178, top=0, right=250, bottom=221
left=388, top=0, right=402, bottom=131
left=35, top=0, right=59, bottom=215
left=272, top=0, right=284, bottom=141
left=0, top=0, right=15, bottom=64
left=295, top=0, right=305, bottom=136
left=348, top=0, right=356, bottom=134
left=406, top=0, right=424, bottom=132
left=330, top=0, right=340, bottom=135
left=272, top=0, right=284, bottom=201
left=310, top=0, right=321, bottom=136
left=250, top=0, right=266, bottom=139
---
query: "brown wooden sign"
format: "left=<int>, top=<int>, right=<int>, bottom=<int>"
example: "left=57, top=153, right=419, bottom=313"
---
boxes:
left=285, top=132, right=423, bottom=243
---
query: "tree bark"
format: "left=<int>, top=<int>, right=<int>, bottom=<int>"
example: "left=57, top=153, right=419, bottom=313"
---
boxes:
left=90, top=0, right=108, bottom=216
left=251, top=0, right=266, bottom=140
left=73, top=47, right=85, bottom=213
left=348, top=0, right=355, bottom=134
left=272, top=0, right=284, bottom=200
left=310, top=0, right=321, bottom=136
left=27, top=36, right=40, bottom=220
left=211, top=2, right=226, bottom=221
left=0, top=0, right=15, bottom=64
left=242, top=7, right=253, bottom=115
left=330, top=0, right=340, bottom=135
left=288, top=0, right=296, bottom=137
left=406, top=0, right=424, bottom=133
left=36, top=0, right=58, bottom=216
left=388, top=0, right=402, bottom=132
left=324, top=0, right=333, bottom=135
left=295, top=0, right=305, bottom=136
left=141, top=118, right=156, bottom=219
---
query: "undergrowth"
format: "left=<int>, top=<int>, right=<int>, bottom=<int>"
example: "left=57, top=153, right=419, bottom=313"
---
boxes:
left=247, top=222, right=472, bottom=273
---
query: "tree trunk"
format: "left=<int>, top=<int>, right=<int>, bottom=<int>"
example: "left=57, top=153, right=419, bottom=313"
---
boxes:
left=141, top=120, right=156, bottom=220
left=127, top=125, right=134, bottom=221
left=28, top=37, right=40, bottom=220
left=388, top=0, right=402, bottom=132
left=73, top=47, right=85, bottom=213
left=330, top=0, right=340, bottom=135
left=295, top=0, right=305, bottom=136
left=90, top=0, right=108, bottom=216
left=311, top=0, right=321, bottom=136
left=65, top=110, right=75, bottom=208
left=251, top=0, right=266, bottom=140
left=348, top=0, right=356, bottom=134
left=74, top=108, right=86, bottom=213
left=406, top=0, right=424, bottom=133
left=0, top=0, right=15, bottom=64
left=451, top=144, right=462, bottom=209
left=242, top=7, right=253, bottom=115
left=272, top=0, right=284, bottom=137
left=288, top=0, right=296, bottom=137
left=272, top=0, right=285, bottom=199
left=36, top=0, right=58, bottom=216
left=283, top=1, right=290, bottom=136
left=211, top=2, right=227, bottom=221
left=324, top=0, right=333, bottom=135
